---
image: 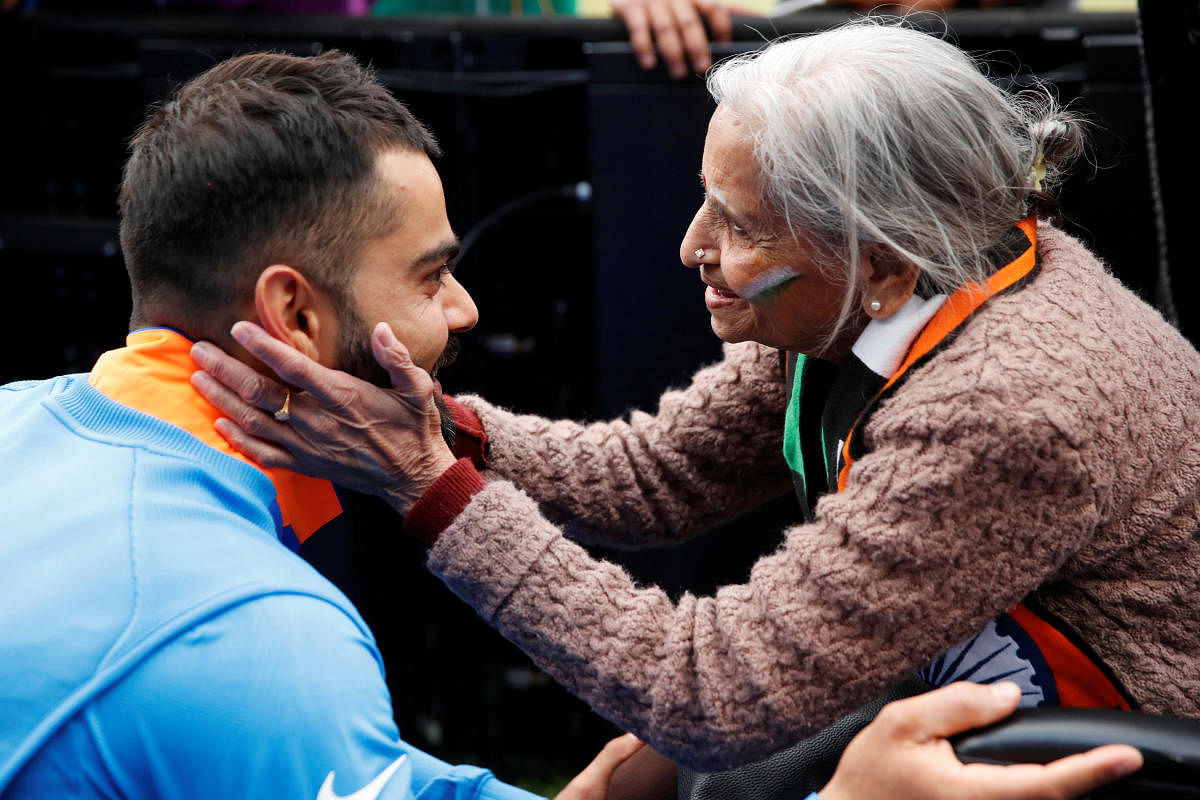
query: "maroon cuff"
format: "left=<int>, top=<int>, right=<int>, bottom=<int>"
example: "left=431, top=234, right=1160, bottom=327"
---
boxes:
left=443, top=394, right=489, bottom=468
left=402, top=458, right=487, bottom=546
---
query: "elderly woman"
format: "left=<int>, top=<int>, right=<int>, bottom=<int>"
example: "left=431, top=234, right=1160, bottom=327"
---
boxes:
left=193, top=21, right=1200, bottom=773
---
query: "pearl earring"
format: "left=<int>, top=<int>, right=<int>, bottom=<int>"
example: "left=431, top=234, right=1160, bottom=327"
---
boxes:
left=869, top=300, right=882, bottom=312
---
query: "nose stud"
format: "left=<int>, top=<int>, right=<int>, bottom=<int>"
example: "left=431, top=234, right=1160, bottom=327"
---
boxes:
left=694, top=249, right=706, bottom=260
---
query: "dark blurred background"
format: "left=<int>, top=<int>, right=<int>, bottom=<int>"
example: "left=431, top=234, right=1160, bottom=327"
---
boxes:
left=2, top=4, right=1194, bottom=792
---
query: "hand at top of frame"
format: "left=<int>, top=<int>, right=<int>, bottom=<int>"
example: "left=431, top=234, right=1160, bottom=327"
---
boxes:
left=612, top=0, right=732, bottom=79
left=821, top=682, right=1144, bottom=800
left=189, top=320, right=457, bottom=516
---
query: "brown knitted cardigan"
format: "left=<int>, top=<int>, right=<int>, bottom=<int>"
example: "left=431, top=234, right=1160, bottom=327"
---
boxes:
left=426, top=224, right=1200, bottom=771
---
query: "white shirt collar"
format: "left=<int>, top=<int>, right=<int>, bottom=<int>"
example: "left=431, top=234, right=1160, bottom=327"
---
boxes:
left=850, top=294, right=948, bottom=378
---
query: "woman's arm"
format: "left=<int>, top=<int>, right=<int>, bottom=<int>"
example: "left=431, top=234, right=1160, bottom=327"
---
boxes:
left=453, top=341, right=790, bottom=546
left=425, top=392, right=1099, bottom=771
left=188, top=322, right=1101, bottom=770
left=190, top=323, right=791, bottom=549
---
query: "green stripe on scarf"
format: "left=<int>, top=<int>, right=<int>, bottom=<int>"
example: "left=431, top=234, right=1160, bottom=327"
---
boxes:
left=783, top=354, right=806, bottom=480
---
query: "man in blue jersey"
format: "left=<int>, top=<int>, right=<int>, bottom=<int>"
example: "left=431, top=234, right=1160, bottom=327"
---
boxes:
left=0, top=49, right=642, bottom=799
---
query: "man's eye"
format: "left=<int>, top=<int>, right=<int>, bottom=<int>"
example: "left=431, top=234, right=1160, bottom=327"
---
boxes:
left=429, top=265, right=451, bottom=286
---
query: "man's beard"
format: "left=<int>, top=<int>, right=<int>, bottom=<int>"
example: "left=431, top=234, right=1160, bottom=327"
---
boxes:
left=336, top=310, right=460, bottom=451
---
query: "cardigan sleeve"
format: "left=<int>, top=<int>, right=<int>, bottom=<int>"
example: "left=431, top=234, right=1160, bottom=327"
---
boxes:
left=426, top=378, right=1100, bottom=771
left=454, top=341, right=792, bottom=548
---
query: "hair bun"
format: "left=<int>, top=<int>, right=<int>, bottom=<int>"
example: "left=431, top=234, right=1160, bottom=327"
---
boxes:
left=1029, top=112, right=1085, bottom=174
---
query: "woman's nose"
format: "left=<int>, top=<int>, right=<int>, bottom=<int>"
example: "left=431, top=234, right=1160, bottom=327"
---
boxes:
left=679, top=205, right=712, bottom=269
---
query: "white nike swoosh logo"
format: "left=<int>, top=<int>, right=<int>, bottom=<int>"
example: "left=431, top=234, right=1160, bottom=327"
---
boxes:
left=315, top=754, right=409, bottom=800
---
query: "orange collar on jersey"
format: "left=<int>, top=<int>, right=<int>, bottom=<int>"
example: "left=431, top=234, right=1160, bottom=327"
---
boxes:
left=837, top=215, right=1038, bottom=492
left=89, top=328, right=342, bottom=545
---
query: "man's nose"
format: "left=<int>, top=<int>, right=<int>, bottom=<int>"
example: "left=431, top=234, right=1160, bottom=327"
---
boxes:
left=444, top=274, right=479, bottom=332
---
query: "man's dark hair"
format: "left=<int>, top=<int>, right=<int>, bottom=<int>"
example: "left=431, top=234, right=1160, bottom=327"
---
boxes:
left=118, top=50, right=439, bottom=335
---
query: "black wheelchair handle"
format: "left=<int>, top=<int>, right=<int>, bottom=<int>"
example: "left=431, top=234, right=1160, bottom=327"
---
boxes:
left=951, top=707, right=1200, bottom=798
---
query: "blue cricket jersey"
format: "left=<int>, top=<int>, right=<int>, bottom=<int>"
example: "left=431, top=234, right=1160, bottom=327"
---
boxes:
left=0, top=333, right=542, bottom=800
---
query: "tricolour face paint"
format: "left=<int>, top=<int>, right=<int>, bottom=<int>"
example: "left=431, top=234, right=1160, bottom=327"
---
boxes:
left=707, top=184, right=731, bottom=207
left=707, top=185, right=751, bottom=233
left=706, top=181, right=801, bottom=302
left=685, top=107, right=852, bottom=354
left=740, top=264, right=801, bottom=302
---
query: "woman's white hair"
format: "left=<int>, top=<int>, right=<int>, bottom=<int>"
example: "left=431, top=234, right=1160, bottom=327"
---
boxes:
left=707, top=18, right=1085, bottom=345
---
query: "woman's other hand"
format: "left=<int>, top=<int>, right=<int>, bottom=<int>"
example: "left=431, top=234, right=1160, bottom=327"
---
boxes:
left=821, top=682, right=1143, bottom=800
left=189, top=320, right=456, bottom=515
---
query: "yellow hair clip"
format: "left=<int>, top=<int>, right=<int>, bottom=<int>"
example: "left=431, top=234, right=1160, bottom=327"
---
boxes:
left=1030, top=150, right=1046, bottom=193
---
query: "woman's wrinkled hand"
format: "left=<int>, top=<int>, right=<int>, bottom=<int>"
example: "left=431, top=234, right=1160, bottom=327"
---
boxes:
left=189, top=320, right=457, bottom=516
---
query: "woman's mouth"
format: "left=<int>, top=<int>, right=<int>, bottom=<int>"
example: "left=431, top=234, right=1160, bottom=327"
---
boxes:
left=705, top=284, right=744, bottom=310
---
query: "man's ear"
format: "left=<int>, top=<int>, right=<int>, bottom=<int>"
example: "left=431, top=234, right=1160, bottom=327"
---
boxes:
left=253, top=265, right=339, bottom=364
left=861, top=246, right=921, bottom=319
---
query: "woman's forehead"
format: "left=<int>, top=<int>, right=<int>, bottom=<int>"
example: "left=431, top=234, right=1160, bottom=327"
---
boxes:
left=702, top=113, right=770, bottom=228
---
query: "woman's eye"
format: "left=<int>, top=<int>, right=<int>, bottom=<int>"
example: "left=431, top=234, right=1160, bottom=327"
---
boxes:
left=722, top=216, right=747, bottom=237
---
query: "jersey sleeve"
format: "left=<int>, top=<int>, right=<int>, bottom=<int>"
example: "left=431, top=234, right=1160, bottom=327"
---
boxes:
left=399, top=743, right=545, bottom=800
left=83, top=591, right=541, bottom=800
